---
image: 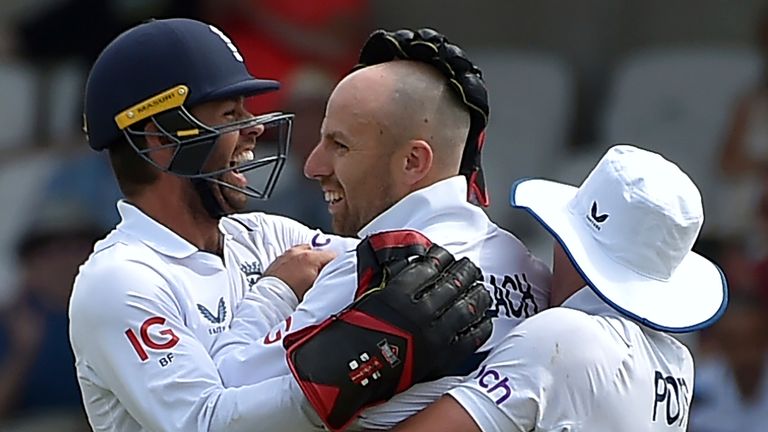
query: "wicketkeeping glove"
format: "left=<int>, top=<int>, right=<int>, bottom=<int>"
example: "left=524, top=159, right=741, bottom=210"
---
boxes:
left=354, top=28, right=490, bottom=207
left=284, top=230, right=492, bottom=431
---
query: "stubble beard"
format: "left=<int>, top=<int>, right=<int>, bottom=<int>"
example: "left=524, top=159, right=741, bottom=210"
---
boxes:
left=332, top=181, right=400, bottom=236
left=219, top=172, right=248, bottom=212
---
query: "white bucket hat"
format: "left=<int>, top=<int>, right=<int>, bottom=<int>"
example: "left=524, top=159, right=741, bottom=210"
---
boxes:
left=511, top=144, right=728, bottom=332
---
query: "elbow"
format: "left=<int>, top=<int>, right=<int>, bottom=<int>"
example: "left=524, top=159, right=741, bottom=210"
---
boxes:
left=213, top=353, right=237, bottom=388
left=212, top=344, right=258, bottom=388
left=199, top=387, right=243, bottom=432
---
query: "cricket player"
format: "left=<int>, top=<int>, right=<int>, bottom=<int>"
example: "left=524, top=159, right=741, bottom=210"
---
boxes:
left=69, top=18, right=491, bottom=431
left=393, top=145, right=729, bottom=431
left=209, top=29, right=552, bottom=431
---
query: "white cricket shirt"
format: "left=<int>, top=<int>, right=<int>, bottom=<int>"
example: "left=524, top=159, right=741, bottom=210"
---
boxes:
left=211, top=176, right=552, bottom=429
left=68, top=201, right=355, bottom=432
left=449, top=287, right=695, bottom=432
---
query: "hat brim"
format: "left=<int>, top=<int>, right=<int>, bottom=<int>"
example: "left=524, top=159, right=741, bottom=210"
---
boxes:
left=511, top=178, right=728, bottom=333
left=195, top=78, right=280, bottom=104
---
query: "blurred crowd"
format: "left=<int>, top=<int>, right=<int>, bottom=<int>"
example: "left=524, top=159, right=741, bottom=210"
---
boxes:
left=0, top=0, right=766, bottom=431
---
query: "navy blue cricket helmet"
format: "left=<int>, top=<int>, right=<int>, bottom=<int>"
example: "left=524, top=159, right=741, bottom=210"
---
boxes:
left=84, top=18, right=293, bottom=214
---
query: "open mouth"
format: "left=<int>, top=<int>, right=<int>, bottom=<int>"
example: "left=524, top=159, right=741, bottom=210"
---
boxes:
left=225, top=149, right=254, bottom=187
left=229, top=149, right=255, bottom=172
left=324, top=190, right=344, bottom=210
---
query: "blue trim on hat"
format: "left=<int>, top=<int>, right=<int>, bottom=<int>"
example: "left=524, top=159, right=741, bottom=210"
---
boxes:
left=509, top=177, right=534, bottom=208
left=508, top=179, right=729, bottom=333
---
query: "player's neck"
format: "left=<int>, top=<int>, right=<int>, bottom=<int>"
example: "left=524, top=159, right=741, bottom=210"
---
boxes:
left=410, top=169, right=455, bottom=196
left=551, top=246, right=587, bottom=306
left=130, top=187, right=222, bottom=255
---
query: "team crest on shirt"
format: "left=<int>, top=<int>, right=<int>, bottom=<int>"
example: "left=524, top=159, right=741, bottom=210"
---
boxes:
left=197, top=297, right=228, bottom=335
left=240, top=261, right=263, bottom=288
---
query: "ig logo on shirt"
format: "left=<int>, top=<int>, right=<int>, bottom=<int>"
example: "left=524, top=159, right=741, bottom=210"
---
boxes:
left=125, top=316, right=179, bottom=367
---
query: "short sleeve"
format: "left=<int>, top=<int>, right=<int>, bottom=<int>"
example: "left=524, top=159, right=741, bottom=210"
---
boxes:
left=448, top=308, right=613, bottom=432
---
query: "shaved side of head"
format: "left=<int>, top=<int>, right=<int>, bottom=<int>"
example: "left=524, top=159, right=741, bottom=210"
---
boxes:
left=344, top=61, right=471, bottom=174
left=387, top=61, right=470, bottom=173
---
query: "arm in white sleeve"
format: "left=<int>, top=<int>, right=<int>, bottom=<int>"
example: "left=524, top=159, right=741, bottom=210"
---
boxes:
left=218, top=214, right=357, bottom=350
left=444, top=308, right=605, bottom=432
left=213, top=252, right=359, bottom=386
left=266, top=214, right=357, bottom=256
left=220, top=276, right=299, bottom=351
left=213, top=375, right=323, bottom=432
left=445, top=318, right=548, bottom=432
left=392, top=321, right=539, bottom=432
left=70, top=261, right=321, bottom=432
left=233, top=212, right=357, bottom=257
left=445, top=387, right=519, bottom=432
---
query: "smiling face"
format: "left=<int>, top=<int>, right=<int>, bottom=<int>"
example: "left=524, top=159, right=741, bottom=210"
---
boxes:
left=303, top=61, right=472, bottom=236
left=190, top=97, right=264, bottom=213
left=303, top=72, right=404, bottom=236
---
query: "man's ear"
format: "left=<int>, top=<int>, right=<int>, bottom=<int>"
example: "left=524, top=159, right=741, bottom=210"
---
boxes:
left=142, top=121, right=172, bottom=166
left=143, top=121, right=161, bottom=148
left=402, top=139, right=433, bottom=186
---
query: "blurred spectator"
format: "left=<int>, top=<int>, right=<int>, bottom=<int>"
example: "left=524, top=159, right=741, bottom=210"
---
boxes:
left=0, top=199, right=103, bottom=429
left=689, top=294, right=768, bottom=432
left=695, top=235, right=755, bottom=294
left=718, top=9, right=768, bottom=241
left=8, top=0, right=208, bottom=148
left=15, top=0, right=204, bottom=65
left=207, top=0, right=372, bottom=113
left=249, top=66, right=334, bottom=230
left=41, top=150, right=122, bottom=229
left=752, top=190, right=768, bottom=305
left=0, top=0, right=50, bottom=60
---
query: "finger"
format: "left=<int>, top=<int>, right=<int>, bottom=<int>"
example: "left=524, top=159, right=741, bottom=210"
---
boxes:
left=427, top=315, right=493, bottom=380
left=467, top=281, right=492, bottom=317
left=450, top=258, right=483, bottom=291
left=289, top=244, right=312, bottom=251
left=453, top=315, right=493, bottom=354
left=308, top=249, right=337, bottom=267
left=432, top=283, right=490, bottom=339
left=390, top=258, right=441, bottom=287
left=423, top=244, right=455, bottom=272
left=414, top=257, right=481, bottom=311
left=384, top=257, right=443, bottom=299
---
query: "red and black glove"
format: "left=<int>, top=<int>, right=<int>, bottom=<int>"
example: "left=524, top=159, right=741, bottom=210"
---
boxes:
left=284, top=230, right=492, bottom=431
left=354, top=28, right=490, bottom=207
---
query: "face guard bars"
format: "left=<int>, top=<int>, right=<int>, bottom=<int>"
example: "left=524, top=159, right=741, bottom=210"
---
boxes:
left=113, top=85, right=294, bottom=200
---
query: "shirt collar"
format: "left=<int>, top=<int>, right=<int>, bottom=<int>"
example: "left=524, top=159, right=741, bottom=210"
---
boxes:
left=357, top=176, right=471, bottom=238
left=115, top=200, right=199, bottom=259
